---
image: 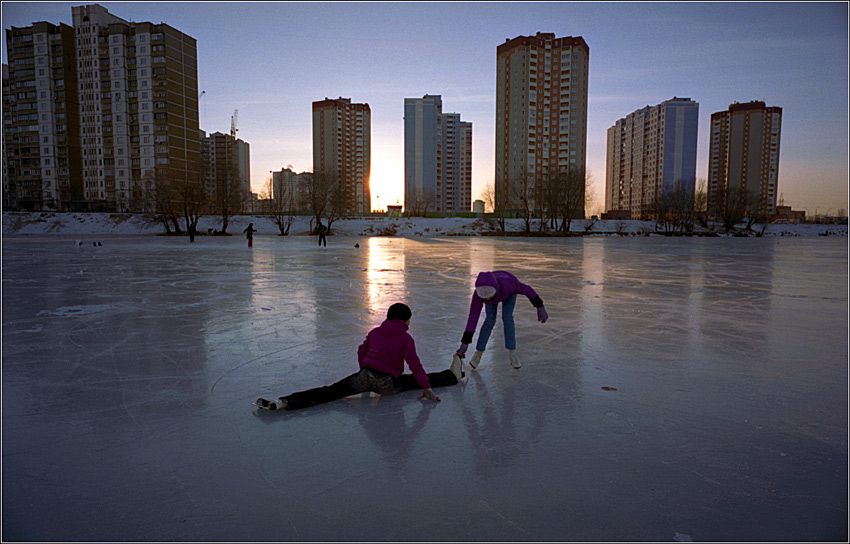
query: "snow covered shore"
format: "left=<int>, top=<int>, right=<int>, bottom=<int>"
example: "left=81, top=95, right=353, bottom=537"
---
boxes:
left=2, top=211, right=847, bottom=237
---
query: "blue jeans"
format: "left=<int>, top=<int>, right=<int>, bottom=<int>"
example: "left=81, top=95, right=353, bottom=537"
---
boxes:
left=476, top=294, right=517, bottom=351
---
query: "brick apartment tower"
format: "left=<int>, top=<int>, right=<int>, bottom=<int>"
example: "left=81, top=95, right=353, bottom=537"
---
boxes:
left=3, top=4, right=200, bottom=212
left=404, top=94, right=472, bottom=213
left=708, top=101, right=782, bottom=219
left=312, top=97, right=371, bottom=214
left=495, top=32, right=589, bottom=215
left=605, top=97, right=699, bottom=219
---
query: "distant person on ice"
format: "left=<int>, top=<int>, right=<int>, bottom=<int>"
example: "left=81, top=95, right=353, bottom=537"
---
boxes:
left=456, top=271, right=548, bottom=370
left=316, top=220, right=328, bottom=247
left=256, top=303, right=463, bottom=411
left=243, top=223, right=256, bottom=248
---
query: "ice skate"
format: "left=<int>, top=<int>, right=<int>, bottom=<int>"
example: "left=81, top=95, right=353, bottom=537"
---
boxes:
left=468, top=350, right=483, bottom=369
left=255, top=397, right=287, bottom=411
left=451, top=353, right=465, bottom=380
left=509, top=350, right=521, bottom=369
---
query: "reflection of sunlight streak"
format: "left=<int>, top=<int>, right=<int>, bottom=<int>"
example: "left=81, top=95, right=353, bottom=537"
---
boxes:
left=367, top=238, right=406, bottom=315
left=579, top=240, right=604, bottom=360
left=467, top=239, right=495, bottom=280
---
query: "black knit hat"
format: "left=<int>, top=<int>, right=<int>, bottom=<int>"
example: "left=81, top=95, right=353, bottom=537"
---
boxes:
left=387, top=303, right=412, bottom=322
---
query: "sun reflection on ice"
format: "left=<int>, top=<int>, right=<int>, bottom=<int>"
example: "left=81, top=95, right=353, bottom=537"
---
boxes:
left=366, top=237, right=407, bottom=316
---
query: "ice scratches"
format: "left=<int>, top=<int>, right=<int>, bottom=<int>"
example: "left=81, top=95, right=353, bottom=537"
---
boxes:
left=210, top=340, right=314, bottom=394
left=256, top=462, right=302, bottom=536
left=476, top=499, right=535, bottom=539
left=37, top=304, right=116, bottom=318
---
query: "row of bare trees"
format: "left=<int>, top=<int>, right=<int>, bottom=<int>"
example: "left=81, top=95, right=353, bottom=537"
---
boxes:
left=142, top=163, right=246, bottom=238
left=481, top=167, right=590, bottom=234
left=260, top=170, right=351, bottom=237
left=650, top=180, right=770, bottom=234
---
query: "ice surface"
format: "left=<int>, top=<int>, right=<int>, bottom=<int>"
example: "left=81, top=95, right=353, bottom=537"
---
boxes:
left=2, top=234, right=848, bottom=542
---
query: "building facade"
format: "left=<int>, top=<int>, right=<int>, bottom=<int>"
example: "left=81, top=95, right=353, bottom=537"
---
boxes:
left=4, top=21, right=82, bottom=211
left=2, top=4, right=200, bottom=212
left=201, top=131, right=250, bottom=212
left=605, top=97, right=699, bottom=219
left=495, top=32, right=589, bottom=215
left=404, top=94, right=472, bottom=213
left=271, top=167, right=311, bottom=208
left=708, top=101, right=782, bottom=218
left=312, top=97, right=371, bottom=214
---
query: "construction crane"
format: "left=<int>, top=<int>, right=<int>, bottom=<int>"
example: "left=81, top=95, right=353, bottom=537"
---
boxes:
left=231, top=109, right=238, bottom=140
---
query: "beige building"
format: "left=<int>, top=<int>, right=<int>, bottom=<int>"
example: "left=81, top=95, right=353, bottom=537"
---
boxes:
left=495, top=32, right=589, bottom=214
left=312, top=97, right=371, bottom=214
left=71, top=4, right=200, bottom=212
left=708, top=100, right=782, bottom=218
left=201, top=131, right=250, bottom=211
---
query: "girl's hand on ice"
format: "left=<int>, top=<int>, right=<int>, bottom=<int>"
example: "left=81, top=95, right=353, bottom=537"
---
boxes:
left=419, top=388, right=441, bottom=402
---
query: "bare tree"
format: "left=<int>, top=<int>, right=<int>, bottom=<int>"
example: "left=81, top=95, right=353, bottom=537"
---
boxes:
left=175, top=171, right=206, bottom=241
left=509, top=171, right=533, bottom=233
left=265, top=175, right=295, bottom=236
left=482, top=182, right=507, bottom=232
left=720, top=185, right=746, bottom=232
left=152, top=167, right=182, bottom=235
left=554, top=167, right=586, bottom=233
left=694, top=178, right=709, bottom=228
left=304, top=169, right=334, bottom=233
left=215, top=163, right=245, bottom=235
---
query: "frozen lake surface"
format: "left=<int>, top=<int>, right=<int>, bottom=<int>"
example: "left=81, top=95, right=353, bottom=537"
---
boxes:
left=2, top=234, right=847, bottom=542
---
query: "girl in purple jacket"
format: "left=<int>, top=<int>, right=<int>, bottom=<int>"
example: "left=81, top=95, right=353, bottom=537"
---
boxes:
left=456, top=271, right=548, bottom=369
left=256, top=303, right=463, bottom=411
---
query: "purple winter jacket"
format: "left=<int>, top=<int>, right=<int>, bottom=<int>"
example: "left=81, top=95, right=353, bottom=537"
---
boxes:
left=461, top=271, right=543, bottom=344
left=358, top=319, right=431, bottom=390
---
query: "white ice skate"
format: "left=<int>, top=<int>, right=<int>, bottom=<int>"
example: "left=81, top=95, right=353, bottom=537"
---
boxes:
left=451, top=353, right=465, bottom=380
left=509, top=350, right=521, bottom=369
left=255, top=397, right=287, bottom=411
left=468, top=350, right=483, bottom=370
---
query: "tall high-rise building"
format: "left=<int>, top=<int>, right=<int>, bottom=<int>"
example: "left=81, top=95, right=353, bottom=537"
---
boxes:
left=708, top=101, right=782, bottom=218
left=404, top=94, right=472, bottom=213
left=312, top=97, right=371, bottom=214
left=4, top=21, right=82, bottom=211
left=2, top=4, right=199, bottom=212
left=495, top=32, right=589, bottom=215
left=605, top=97, right=699, bottom=219
left=201, top=131, right=250, bottom=211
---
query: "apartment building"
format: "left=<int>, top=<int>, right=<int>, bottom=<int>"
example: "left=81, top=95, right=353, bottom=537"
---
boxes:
left=708, top=101, right=782, bottom=218
left=201, top=131, right=250, bottom=211
left=4, top=21, right=82, bottom=211
left=271, top=167, right=311, bottom=206
left=605, top=97, right=699, bottom=219
left=495, top=32, right=589, bottom=215
left=2, top=4, right=200, bottom=212
left=404, top=94, right=472, bottom=213
left=312, top=97, right=371, bottom=214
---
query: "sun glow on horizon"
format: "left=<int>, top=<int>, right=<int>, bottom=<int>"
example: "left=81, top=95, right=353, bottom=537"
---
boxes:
left=369, top=153, right=404, bottom=213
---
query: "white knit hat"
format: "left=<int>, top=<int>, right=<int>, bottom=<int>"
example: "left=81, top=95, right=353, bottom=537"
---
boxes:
left=476, top=285, right=497, bottom=299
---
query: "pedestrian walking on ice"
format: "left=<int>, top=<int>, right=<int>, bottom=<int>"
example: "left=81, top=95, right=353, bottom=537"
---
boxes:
left=456, top=271, right=548, bottom=369
left=316, top=220, right=328, bottom=247
left=256, top=303, right=464, bottom=411
left=243, top=222, right=256, bottom=248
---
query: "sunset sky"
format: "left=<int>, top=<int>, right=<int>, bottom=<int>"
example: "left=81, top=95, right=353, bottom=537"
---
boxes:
left=3, top=1, right=848, bottom=216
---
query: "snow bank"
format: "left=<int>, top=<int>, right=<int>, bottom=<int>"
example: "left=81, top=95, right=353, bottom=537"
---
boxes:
left=2, top=211, right=846, bottom=237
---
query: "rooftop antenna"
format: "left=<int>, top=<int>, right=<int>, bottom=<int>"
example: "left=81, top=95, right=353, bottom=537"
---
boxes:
left=231, top=109, right=238, bottom=140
